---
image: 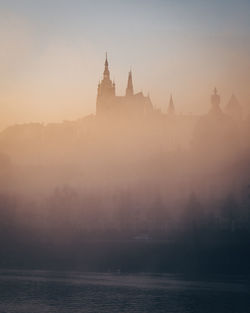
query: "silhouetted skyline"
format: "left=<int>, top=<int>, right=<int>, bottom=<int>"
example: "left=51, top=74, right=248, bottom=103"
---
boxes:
left=0, top=0, right=250, bottom=129
left=1, top=2, right=250, bottom=312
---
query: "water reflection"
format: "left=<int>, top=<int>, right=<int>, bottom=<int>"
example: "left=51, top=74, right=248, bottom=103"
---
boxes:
left=0, top=271, right=249, bottom=313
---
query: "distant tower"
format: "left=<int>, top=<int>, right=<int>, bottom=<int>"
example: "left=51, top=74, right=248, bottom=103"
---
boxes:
left=167, top=94, right=175, bottom=115
left=96, top=53, right=116, bottom=115
left=210, top=87, right=222, bottom=114
left=225, top=94, right=242, bottom=120
left=126, top=70, right=134, bottom=97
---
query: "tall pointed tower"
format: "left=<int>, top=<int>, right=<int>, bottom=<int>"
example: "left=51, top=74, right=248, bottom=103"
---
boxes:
left=126, top=70, right=134, bottom=97
left=167, top=94, right=175, bottom=115
left=96, top=53, right=116, bottom=115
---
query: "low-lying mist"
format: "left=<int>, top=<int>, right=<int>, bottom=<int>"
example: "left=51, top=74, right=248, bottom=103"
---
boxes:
left=0, top=103, right=249, bottom=247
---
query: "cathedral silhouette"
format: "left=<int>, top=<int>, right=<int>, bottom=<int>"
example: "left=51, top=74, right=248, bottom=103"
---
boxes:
left=96, top=54, right=153, bottom=118
left=95, top=54, right=243, bottom=124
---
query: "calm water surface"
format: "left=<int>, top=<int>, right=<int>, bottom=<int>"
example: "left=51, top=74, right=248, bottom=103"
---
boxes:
left=0, top=270, right=249, bottom=313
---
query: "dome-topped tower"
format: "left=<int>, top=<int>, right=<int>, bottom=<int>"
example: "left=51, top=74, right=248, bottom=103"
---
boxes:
left=210, top=88, right=222, bottom=115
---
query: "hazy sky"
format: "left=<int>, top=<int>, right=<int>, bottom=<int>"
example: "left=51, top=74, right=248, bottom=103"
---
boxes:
left=0, top=0, right=250, bottom=128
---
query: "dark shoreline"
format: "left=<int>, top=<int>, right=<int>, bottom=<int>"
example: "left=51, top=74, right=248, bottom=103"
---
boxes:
left=1, top=240, right=250, bottom=277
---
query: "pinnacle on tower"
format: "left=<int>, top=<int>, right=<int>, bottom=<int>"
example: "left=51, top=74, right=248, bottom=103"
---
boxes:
left=103, top=52, right=110, bottom=79
left=105, top=52, right=108, bottom=66
left=168, top=94, right=175, bottom=114
left=126, top=70, right=134, bottom=97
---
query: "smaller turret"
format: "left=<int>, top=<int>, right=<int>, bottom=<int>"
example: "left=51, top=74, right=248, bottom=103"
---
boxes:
left=225, top=94, right=242, bottom=120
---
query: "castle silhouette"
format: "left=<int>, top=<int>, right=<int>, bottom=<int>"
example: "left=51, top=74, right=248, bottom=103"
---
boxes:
left=96, top=54, right=153, bottom=118
left=96, top=54, right=242, bottom=121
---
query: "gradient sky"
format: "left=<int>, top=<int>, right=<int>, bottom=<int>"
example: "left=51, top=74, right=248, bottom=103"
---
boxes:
left=0, top=0, right=250, bottom=128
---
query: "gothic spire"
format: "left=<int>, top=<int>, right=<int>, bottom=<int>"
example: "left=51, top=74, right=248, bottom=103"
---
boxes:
left=126, top=70, right=134, bottom=97
left=105, top=52, right=108, bottom=66
left=103, top=52, right=110, bottom=79
left=168, top=94, right=175, bottom=114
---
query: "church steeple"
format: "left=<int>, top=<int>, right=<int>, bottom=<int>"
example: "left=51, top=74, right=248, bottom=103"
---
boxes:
left=126, top=70, right=134, bottom=97
left=103, top=52, right=110, bottom=79
left=96, top=53, right=115, bottom=115
left=105, top=52, right=108, bottom=66
left=96, top=54, right=153, bottom=117
left=168, top=94, right=175, bottom=114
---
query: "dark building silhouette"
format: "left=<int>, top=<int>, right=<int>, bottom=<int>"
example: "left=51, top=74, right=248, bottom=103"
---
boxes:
left=96, top=54, right=153, bottom=118
left=209, top=87, right=222, bottom=115
left=193, top=88, right=240, bottom=163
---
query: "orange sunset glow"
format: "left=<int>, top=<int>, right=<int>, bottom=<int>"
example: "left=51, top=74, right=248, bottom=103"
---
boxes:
left=0, top=1, right=250, bottom=313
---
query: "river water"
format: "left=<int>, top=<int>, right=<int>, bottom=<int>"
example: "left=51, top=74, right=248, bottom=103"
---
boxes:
left=0, top=270, right=249, bottom=313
